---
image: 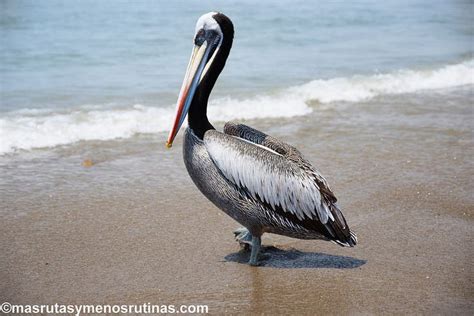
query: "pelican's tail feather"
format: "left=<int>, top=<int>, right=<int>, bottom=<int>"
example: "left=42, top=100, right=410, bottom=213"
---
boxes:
left=333, top=230, right=357, bottom=247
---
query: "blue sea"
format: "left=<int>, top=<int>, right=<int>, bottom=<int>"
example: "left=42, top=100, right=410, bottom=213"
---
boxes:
left=0, top=0, right=472, bottom=154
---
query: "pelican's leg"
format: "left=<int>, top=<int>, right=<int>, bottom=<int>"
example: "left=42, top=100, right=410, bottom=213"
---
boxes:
left=248, top=236, right=262, bottom=266
left=234, top=227, right=252, bottom=250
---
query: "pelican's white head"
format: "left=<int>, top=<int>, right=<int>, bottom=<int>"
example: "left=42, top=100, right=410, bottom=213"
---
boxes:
left=194, top=12, right=223, bottom=44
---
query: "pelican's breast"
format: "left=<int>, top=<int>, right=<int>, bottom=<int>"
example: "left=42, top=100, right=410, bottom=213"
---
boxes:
left=183, top=128, right=260, bottom=229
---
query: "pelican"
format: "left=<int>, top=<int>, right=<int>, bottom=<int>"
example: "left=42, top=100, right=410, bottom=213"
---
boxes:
left=166, top=12, right=357, bottom=266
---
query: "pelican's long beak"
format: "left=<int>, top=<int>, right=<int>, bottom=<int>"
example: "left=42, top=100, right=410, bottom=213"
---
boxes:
left=166, top=42, right=216, bottom=148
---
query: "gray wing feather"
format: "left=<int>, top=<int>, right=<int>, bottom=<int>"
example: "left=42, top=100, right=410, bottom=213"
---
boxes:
left=204, top=128, right=333, bottom=224
left=224, top=122, right=338, bottom=204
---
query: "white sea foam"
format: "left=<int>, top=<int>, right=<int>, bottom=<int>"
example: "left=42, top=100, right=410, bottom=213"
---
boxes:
left=293, top=59, right=473, bottom=103
left=0, top=60, right=472, bottom=154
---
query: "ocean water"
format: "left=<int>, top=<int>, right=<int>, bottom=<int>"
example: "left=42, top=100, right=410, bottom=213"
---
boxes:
left=0, top=0, right=473, bottom=155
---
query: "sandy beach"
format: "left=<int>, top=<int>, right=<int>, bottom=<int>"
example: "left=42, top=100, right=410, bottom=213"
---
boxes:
left=1, top=85, right=472, bottom=314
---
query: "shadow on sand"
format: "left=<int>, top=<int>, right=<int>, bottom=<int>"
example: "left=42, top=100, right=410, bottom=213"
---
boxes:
left=225, top=246, right=366, bottom=269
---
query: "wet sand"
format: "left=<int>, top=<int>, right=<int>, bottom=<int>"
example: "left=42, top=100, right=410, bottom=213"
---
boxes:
left=1, top=88, right=473, bottom=314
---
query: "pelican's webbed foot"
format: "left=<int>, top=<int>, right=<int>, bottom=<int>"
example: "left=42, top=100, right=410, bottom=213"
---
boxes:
left=234, top=227, right=252, bottom=251
left=234, top=228, right=265, bottom=265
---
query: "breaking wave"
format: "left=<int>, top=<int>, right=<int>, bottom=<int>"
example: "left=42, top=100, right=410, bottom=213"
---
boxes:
left=1, top=60, right=472, bottom=154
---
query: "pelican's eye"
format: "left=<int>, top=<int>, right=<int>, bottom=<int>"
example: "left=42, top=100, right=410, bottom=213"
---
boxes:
left=194, top=29, right=206, bottom=46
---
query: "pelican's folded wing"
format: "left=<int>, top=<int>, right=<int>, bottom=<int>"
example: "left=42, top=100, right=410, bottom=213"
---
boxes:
left=204, top=128, right=355, bottom=246
left=205, top=128, right=328, bottom=221
left=223, top=122, right=337, bottom=203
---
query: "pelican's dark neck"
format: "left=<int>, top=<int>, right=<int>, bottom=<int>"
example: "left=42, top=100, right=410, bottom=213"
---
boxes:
left=188, top=14, right=234, bottom=139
